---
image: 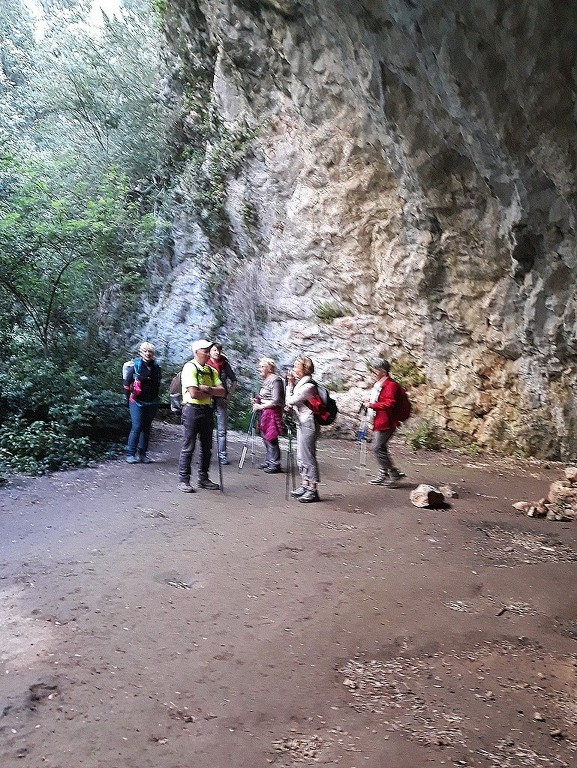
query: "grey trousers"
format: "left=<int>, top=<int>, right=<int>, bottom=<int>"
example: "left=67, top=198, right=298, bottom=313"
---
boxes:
left=373, top=428, right=398, bottom=475
left=296, top=420, right=320, bottom=484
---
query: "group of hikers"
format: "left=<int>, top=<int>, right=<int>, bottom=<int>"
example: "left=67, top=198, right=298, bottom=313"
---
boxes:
left=122, top=338, right=408, bottom=503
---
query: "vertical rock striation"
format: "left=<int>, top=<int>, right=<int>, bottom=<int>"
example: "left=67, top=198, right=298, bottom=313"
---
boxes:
left=149, top=0, right=577, bottom=458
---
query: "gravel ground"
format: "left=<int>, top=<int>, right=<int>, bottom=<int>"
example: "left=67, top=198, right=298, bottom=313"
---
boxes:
left=1, top=422, right=576, bottom=767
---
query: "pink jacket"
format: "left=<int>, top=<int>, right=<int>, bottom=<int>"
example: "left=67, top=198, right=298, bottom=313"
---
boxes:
left=259, top=407, right=284, bottom=441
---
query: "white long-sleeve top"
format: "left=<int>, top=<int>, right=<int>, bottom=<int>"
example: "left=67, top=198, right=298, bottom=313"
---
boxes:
left=285, top=375, right=317, bottom=425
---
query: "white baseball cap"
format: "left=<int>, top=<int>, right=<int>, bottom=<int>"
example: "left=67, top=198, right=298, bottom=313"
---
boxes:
left=192, top=339, right=213, bottom=353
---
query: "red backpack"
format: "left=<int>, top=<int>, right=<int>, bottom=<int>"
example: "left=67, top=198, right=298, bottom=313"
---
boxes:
left=305, top=382, right=339, bottom=426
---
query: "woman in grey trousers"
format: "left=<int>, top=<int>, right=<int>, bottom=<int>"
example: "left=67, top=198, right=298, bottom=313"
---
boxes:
left=285, top=356, right=321, bottom=503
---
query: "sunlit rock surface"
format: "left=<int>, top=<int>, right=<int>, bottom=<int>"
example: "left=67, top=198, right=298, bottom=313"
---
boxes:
left=147, top=0, right=577, bottom=458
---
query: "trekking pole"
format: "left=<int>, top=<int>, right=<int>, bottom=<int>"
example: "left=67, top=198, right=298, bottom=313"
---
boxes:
left=215, top=411, right=224, bottom=494
left=238, top=411, right=257, bottom=470
left=250, top=412, right=257, bottom=466
left=357, top=405, right=368, bottom=479
left=285, top=421, right=296, bottom=500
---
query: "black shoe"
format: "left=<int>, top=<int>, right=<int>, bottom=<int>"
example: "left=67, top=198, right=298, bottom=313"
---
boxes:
left=298, top=489, right=320, bottom=503
left=264, top=466, right=282, bottom=474
left=219, top=458, right=230, bottom=465
left=290, top=486, right=308, bottom=497
left=257, top=462, right=269, bottom=469
left=198, top=477, right=220, bottom=490
left=178, top=482, right=196, bottom=493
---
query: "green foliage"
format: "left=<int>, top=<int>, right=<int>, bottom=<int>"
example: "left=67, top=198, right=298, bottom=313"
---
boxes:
left=313, top=301, right=352, bottom=323
left=404, top=421, right=444, bottom=451
left=151, top=0, right=168, bottom=17
left=0, top=154, right=156, bottom=350
left=323, top=378, right=347, bottom=393
left=390, top=359, right=427, bottom=388
left=228, top=393, right=254, bottom=432
left=457, top=442, right=483, bottom=457
left=0, top=417, right=96, bottom=475
left=0, top=351, right=129, bottom=476
left=177, top=117, right=257, bottom=242
left=25, top=2, right=174, bottom=187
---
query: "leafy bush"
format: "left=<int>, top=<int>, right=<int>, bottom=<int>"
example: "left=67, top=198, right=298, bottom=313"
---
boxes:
left=404, top=421, right=443, bottom=451
left=0, top=351, right=129, bottom=475
left=313, top=301, right=352, bottom=323
left=390, top=360, right=427, bottom=388
left=0, top=417, right=98, bottom=475
left=228, top=393, right=254, bottom=432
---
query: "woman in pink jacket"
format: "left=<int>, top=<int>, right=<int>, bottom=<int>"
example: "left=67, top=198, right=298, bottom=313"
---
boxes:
left=253, top=358, right=285, bottom=473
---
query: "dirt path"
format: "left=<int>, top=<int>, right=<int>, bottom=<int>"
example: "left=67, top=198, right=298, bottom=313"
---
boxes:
left=1, top=423, right=577, bottom=767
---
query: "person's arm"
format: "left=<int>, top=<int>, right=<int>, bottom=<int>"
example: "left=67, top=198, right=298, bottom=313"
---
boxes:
left=123, top=362, right=135, bottom=405
left=197, top=368, right=225, bottom=398
left=370, top=380, right=396, bottom=411
left=286, top=381, right=315, bottom=407
left=224, top=361, right=238, bottom=400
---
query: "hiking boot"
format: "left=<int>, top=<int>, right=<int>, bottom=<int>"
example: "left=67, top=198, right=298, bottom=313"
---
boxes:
left=126, top=455, right=139, bottom=464
left=178, top=481, right=195, bottom=493
left=198, top=477, right=220, bottom=490
left=264, top=465, right=282, bottom=474
left=298, top=489, right=320, bottom=503
left=140, top=454, right=153, bottom=464
left=369, top=474, right=388, bottom=485
left=290, top=486, right=308, bottom=497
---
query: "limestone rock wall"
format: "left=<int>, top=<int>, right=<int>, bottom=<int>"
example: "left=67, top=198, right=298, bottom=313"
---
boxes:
left=146, top=0, right=577, bottom=458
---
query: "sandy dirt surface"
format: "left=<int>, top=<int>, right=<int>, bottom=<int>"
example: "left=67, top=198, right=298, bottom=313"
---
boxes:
left=1, top=422, right=577, bottom=768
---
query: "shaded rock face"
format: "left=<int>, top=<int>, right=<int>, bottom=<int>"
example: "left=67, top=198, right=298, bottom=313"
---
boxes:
left=148, top=0, right=577, bottom=458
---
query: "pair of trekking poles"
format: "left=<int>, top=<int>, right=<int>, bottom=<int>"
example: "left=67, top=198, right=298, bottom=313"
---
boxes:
left=351, top=405, right=369, bottom=479
left=238, top=411, right=297, bottom=499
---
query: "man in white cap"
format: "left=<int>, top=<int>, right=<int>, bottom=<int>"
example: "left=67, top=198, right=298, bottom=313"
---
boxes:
left=177, top=339, right=225, bottom=492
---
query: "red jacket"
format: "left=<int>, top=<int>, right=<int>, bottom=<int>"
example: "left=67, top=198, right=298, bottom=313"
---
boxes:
left=370, top=376, right=402, bottom=431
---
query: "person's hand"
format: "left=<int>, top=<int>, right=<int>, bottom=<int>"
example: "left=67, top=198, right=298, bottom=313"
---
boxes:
left=287, top=373, right=296, bottom=386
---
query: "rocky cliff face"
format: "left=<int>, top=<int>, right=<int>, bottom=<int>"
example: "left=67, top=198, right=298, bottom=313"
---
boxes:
left=144, top=0, right=577, bottom=458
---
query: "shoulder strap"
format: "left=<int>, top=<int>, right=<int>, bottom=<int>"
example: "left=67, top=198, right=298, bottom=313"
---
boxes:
left=133, top=357, right=142, bottom=376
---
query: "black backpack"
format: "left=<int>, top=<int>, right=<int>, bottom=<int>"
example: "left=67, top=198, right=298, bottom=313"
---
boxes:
left=306, top=381, right=338, bottom=426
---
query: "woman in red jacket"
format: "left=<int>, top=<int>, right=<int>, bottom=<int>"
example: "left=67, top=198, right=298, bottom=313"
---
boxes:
left=363, top=360, right=406, bottom=486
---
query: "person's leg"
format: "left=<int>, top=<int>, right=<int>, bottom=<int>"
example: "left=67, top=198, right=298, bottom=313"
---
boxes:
left=269, top=437, right=281, bottom=469
left=263, top=437, right=281, bottom=472
left=137, top=404, right=158, bottom=458
left=178, top=407, right=198, bottom=485
left=262, top=437, right=273, bottom=467
left=127, top=401, right=142, bottom=460
left=297, top=422, right=320, bottom=502
left=370, top=428, right=400, bottom=484
left=198, top=411, right=214, bottom=479
left=198, top=411, right=219, bottom=489
left=290, top=425, right=309, bottom=495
